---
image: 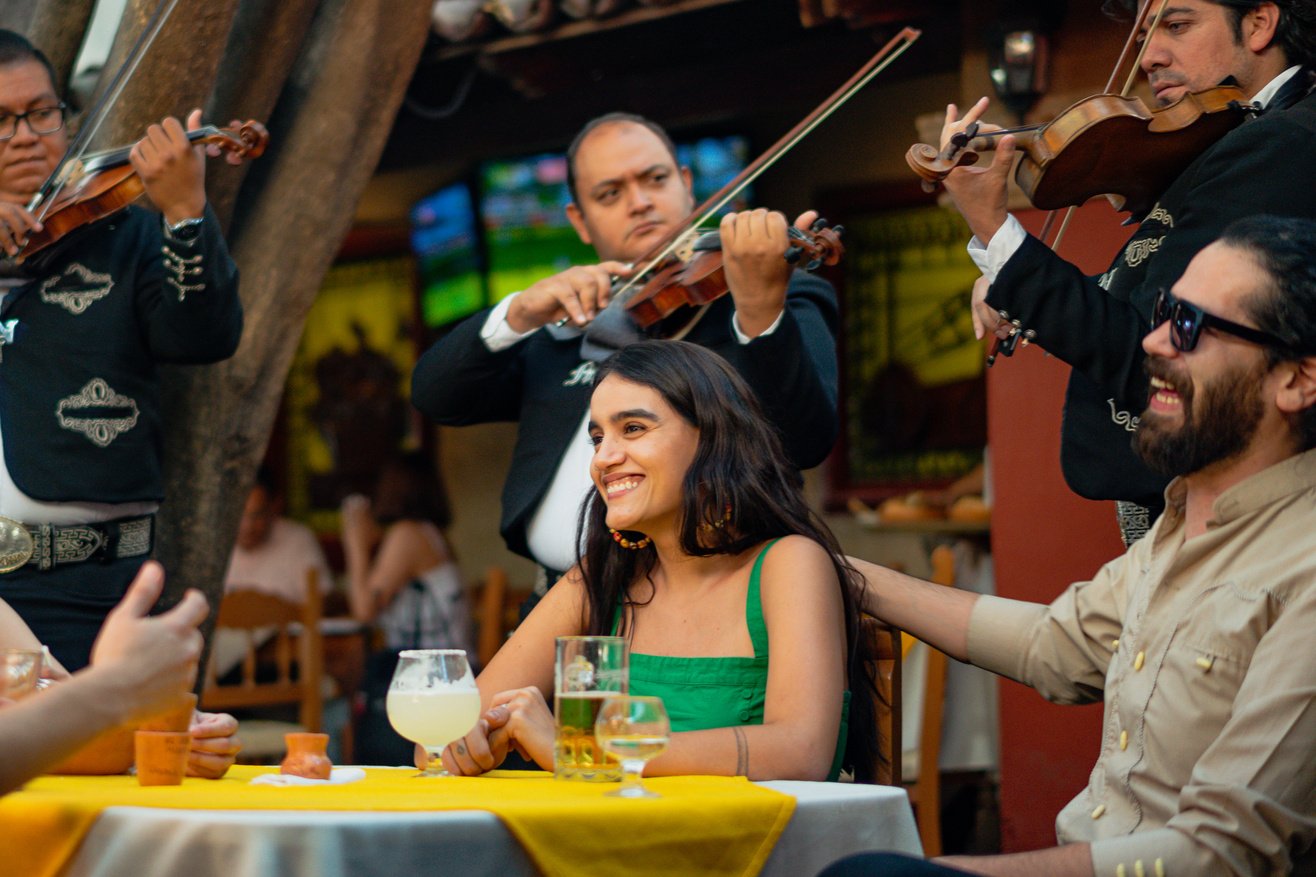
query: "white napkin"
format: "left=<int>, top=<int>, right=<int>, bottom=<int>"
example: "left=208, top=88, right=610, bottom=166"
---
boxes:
left=249, top=767, right=366, bottom=787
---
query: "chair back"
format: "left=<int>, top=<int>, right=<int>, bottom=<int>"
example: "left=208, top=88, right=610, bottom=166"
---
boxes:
left=861, top=613, right=902, bottom=786
left=202, top=569, right=324, bottom=732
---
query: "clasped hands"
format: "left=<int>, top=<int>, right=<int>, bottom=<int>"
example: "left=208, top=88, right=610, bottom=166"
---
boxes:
left=426, top=686, right=555, bottom=776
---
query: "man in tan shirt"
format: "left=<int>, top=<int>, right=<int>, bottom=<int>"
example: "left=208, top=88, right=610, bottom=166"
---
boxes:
left=830, top=215, right=1316, bottom=876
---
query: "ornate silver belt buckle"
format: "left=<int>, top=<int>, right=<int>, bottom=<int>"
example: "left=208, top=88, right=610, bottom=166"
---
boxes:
left=0, top=516, right=34, bottom=573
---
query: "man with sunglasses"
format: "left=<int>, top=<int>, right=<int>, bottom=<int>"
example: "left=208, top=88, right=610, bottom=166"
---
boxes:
left=936, top=0, right=1316, bottom=545
left=0, top=30, right=242, bottom=679
left=833, top=214, right=1316, bottom=877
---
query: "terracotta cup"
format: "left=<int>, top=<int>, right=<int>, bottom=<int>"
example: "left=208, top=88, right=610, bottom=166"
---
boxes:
left=134, top=730, right=191, bottom=786
left=281, top=732, right=332, bottom=780
left=139, top=692, right=198, bottom=733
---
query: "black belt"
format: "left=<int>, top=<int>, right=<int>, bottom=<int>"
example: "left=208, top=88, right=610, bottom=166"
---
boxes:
left=0, top=514, right=154, bottom=573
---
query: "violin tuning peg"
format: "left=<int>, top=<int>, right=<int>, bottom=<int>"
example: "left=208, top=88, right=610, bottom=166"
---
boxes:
left=832, top=224, right=844, bottom=238
left=784, top=245, right=804, bottom=264
left=811, top=217, right=829, bottom=232
left=806, top=258, right=823, bottom=272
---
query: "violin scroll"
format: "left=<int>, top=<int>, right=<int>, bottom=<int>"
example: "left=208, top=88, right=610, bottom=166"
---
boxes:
left=905, top=122, right=986, bottom=193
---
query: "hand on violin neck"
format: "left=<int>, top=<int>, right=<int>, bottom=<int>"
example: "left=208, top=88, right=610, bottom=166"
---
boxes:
left=936, top=98, right=1012, bottom=243
left=508, top=260, right=633, bottom=333
left=131, top=108, right=207, bottom=226
left=720, top=208, right=794, bottom=338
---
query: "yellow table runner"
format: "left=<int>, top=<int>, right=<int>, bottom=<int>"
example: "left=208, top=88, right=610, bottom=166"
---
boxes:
left=0, top=766, right=795, bottom=877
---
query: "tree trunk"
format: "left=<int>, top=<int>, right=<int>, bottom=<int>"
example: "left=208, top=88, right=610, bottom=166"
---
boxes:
left=0, top=0, right=96, bottom=92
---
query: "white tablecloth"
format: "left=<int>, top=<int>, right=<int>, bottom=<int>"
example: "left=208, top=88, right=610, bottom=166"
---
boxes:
left=64, top=779, right=920, bottom=877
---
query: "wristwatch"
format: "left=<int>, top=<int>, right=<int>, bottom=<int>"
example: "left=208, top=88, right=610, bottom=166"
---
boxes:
left=164, top=216, right=204, bottom=243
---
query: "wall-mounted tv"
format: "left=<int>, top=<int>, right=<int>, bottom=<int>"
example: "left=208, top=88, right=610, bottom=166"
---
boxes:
left=410, top=182, right=485, bottom=328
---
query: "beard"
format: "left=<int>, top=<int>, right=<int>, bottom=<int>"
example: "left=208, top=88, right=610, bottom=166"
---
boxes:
left=1133, top=355, right=1267, bottom=478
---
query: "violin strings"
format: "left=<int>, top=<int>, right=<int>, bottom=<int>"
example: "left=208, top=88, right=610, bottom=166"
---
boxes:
left=29, top=0, right=180, bottom=218
left=1122, top=0, right=1171, bottom=97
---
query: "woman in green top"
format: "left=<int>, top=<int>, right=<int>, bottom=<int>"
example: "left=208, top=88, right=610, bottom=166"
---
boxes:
left=442, top=341, right=880, bottom=782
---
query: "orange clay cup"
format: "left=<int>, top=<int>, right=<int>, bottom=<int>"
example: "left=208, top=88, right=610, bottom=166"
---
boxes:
left=139, top=692, right=198, bottom=733
left=135, top=730, right=191, bottom=786
left=281, top=732, right=332, bottom=780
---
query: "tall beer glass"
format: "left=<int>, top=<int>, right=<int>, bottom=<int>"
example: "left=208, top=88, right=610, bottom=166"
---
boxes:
left=554, top=636, right=628, bottom=781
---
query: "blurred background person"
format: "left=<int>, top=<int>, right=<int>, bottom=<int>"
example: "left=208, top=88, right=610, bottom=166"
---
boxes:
left=225, top=467, right=333, bottom=604
left=341, top=451, right=475, bottom=765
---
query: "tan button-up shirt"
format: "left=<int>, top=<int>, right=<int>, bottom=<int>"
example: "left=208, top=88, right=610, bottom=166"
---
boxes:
left=968, top=448, right=1316, bottom=876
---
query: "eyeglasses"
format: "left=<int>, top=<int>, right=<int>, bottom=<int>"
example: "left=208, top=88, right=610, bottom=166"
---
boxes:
left=0, top=104, right=67, bottom=141
left=1151, top=287, right=1286, bottom=353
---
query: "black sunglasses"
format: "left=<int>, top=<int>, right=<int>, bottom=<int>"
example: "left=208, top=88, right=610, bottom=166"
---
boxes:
left=1151, top=288, right=1286, bottom=353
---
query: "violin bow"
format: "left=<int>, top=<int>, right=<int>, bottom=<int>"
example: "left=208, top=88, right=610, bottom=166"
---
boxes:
left=28, top=0, right=181, bottom=219
left=1042, top=0, right=1170, bottom=251
left=609, top=26, right=923, bottom=304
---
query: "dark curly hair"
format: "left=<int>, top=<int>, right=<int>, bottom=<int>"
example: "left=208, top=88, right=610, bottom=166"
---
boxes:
left=1102, top=0, right=1316, bottom=67
left=574, top=340, right=882, bottom=782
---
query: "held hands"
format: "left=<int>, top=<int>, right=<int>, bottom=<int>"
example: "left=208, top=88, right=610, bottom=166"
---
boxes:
left=131, top=108, right=208, bottom=226
left=507, top=262, right=634, bottom=332
left=721, top=208, right=819, bottom=338
left=938, top=98, right=1013, bottom=244
left=437, top=686, right=556, bottom=775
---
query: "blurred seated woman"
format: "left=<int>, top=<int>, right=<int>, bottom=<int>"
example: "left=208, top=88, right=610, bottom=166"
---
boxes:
left=342, top=452, right=476, bottom=764
left=443, top=341, right=878, bottom=782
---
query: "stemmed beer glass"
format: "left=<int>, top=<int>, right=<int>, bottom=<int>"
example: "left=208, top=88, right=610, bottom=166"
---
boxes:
left=594, top=695, right=670, bottom=798
left=386, top=649, right=481, bottom=776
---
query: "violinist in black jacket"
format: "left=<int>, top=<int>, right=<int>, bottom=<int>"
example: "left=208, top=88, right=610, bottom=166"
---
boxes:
left=935, top=0, right=1316, bottom=545
left=413, top=113, right=838, bottom=602
left=0, top=31, right=242, bottom=671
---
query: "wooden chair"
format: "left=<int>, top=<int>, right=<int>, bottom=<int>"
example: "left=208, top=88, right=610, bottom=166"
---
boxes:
left=202, top=569, right=324, bottom=763
left=861, top=613, right=902, bottom=787
left=473, top=566, right=535, bottom=669
left=903, top=544, right=956, bottom=857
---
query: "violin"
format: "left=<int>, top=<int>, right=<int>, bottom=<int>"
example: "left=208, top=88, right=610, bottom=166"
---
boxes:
left=578, top=27, right=920, bottom=356
left=16, top=121, right=268, bottom=263
left=906, top=84, right=1249, bottom=215
left=622, top=221, right=845, bottom=331
left=905, top=0, right=1252, bottom=217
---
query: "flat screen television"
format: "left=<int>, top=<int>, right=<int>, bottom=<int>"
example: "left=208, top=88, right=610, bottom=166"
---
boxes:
left=410, top=181, right=486, bottom=328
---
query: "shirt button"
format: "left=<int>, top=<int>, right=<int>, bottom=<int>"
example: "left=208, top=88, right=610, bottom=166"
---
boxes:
left=1091, top=804, right=1106, bottom=819
left=1134, top=650, right=1146, bottom=671
left=1134, top=860, right=1146, bottom=877
left=741, top=689, right=754, bottom=701
left=1195, top=655, right=1214, bottom=671
left=1116, top=863, right=1127, bottom=877
left=1120, top=730, right=1129, bottom=751
left=1111, top=638, right=1120, bottom=651
left=738, top=709, right=751, bottom=722
left=1154, top=858, right=1165, bottom=877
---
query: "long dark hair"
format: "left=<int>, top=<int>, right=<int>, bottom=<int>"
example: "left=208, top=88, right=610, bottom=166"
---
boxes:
left=575, top=340, right=881, bottom=781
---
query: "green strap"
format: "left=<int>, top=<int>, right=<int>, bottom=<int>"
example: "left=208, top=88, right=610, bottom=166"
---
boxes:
left=744, top=539, right=779, bottom=659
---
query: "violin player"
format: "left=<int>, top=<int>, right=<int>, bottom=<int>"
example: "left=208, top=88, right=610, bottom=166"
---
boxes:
left=938, top=0, right=1316, bottom=545
left=0, top=30, right=242, bottom=680
left=412, top=113, right=839, bottom=612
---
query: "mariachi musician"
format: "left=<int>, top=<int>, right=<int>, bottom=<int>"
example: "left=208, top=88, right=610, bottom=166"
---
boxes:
left=0, top=30, right=242, bottom=672
left=412, top=113, right=840, bottom=607
left=934, top=0, right=1316, bottom=545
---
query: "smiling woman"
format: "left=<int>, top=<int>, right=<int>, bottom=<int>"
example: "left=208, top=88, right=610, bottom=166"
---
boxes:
left=440, top=341, right=881, bottom=784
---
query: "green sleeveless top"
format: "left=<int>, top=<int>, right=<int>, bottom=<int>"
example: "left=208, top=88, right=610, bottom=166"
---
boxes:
left=615, top=540, right=850, bottom=781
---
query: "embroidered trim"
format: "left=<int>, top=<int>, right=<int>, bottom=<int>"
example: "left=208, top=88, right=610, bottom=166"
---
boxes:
left=1145, top=205, right=1174, bottom=228
left=563, top=361, right=597, bottom=387
left=1115, top=501, right=1152, bottom=547
left=56, top=378, right=140, bottom=447
left=1123, top=235, right=1164, bottom=268
left=1108, top=398, right=1139, bottom=433
left=162, top=245, right=205, bottom=302
left=38, top=262, right=114, bottom=315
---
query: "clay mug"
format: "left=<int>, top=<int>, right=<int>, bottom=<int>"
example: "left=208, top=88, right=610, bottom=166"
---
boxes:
left=281, top=732, right=332, bottom=780
left=134, top=730, right=191, bottom=786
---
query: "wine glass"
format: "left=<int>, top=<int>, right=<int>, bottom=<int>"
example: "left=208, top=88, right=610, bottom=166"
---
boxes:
left=385, top=649, right=481, bottom=776
left=594, top=695, right=670, bottom=798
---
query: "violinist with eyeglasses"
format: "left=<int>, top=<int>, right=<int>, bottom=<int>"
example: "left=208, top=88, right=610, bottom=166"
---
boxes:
left=412, top=112, right=840, bottom=615
left=925, top=0, right=1316, bottom=547
left=0, top=30, right=242, bottom=675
